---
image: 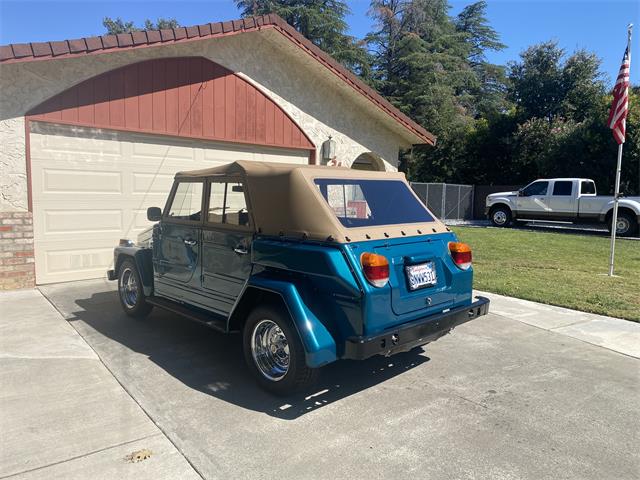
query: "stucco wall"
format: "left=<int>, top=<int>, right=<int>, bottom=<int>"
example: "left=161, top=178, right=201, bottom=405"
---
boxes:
left=0, top=30, right=414, bottom=213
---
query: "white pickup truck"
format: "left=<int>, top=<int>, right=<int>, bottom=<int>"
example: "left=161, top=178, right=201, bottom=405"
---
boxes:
left=485, top=178, right=640, bottom=236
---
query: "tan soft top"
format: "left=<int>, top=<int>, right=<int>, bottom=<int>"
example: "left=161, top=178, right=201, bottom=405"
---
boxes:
left=176, top=161, right=447, bottom=243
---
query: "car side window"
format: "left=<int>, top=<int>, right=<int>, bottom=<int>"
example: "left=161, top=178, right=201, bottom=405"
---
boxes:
left=552, top=181, right=573, bottom=196
left=523, top=181, right=549, bottom=196
left=581, top=181, right=596, bottom=195
left=207, top=182, right=250, bottom=227
left=166, top=181, right=204, bottom=221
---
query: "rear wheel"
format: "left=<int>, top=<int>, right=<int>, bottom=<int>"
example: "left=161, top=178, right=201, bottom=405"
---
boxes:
left=243, top=305, right=317, bottom=396
left=608, top=212, right=638, bottom=237
left=490, top=205, right=512, bottom=227
left=117, top=259, right=153, bottom=318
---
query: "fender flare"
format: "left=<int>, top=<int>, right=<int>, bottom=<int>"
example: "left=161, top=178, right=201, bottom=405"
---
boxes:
left=114, top=247, right=154, bottom=296
left=599, top=199, right=640, bottom=222
left=241, top=276, right=338, bottom=368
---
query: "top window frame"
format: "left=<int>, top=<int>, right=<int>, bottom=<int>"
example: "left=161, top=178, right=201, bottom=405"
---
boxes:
left=202, top=177, right=254, bottom=232
left=522, top=181, right=549, bottom=197
left=552, top=181, right=573, bottom=196
left=162, top=179, right=206, bottom=226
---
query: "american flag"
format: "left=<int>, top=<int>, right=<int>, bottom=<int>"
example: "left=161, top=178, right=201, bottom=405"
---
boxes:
left=607, top=45, right=631, bottom=144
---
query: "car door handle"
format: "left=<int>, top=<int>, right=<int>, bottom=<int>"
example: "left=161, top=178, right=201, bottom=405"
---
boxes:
left=233, top=246, right=249, bottom=255
left=183, top=239, right=198, bottom=246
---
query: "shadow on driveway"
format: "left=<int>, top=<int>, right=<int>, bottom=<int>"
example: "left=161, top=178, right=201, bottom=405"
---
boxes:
left=63, top=288, right=428, bottom=420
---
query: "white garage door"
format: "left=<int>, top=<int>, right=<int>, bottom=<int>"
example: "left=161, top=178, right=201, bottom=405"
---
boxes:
left=30, top=122, right=310, bottom=284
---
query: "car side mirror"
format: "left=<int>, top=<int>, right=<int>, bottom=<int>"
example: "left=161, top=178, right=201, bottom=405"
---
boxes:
left=147, top=207, right=162, bottom=221
left=231, top=185, right=244, bottom=193
left=518, top=189, right=525, bottom=197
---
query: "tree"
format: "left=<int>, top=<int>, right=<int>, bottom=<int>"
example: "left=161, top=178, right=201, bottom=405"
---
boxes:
left=508, top=41, right=565, bottom=123
left=455, top=1, right=508, bottom=118
left=234, top=0, right=370, bottom=76
left=102, top=17, right=180, bottom=34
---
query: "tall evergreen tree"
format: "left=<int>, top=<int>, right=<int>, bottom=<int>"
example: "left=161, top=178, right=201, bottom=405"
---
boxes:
left=454, top=1, right=508, bottom=117
left=234, top=0, right=370, bottom=76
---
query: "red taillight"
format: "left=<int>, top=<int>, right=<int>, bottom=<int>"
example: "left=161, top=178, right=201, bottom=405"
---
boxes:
left=360, top=252, right=389, bottom=288
left=448, top=242, right=472, bottom=270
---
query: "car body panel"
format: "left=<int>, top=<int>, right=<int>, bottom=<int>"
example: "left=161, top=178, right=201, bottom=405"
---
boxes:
left=246, top=274, right=338, bottom=368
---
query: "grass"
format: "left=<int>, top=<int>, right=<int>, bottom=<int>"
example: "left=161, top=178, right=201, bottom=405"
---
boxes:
left=452, top=226, right=640, bottom=322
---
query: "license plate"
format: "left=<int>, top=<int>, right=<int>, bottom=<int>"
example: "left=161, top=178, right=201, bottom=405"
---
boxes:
left=405, top=262, right=437, bottom=290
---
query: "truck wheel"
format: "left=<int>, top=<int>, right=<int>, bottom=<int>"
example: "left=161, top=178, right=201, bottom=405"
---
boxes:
left=490, top=206, right=512, bottom=227
left=243, top=305, right=318, bottom=396
left=117, top=259, right=153, bottom=318
left=609, top=212, right=638, bottom=237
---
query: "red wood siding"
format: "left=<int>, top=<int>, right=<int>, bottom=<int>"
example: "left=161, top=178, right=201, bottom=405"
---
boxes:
left=27, top=57, right=315, bottom=151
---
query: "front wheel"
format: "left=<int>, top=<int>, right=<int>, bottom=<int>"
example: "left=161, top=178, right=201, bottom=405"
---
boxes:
left=608, top=212, right=638, bottom=237
left=243, top=305, right=318, bottom=396
left=117, top=259, right=153, bottom=318
left=490, top=205, right=512, bottom=227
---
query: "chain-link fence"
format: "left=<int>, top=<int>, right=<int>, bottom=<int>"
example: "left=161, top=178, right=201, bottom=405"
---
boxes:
left=411, top=183, right=474, bottom=221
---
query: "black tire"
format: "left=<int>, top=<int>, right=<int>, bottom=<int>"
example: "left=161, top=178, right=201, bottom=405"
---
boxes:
left=117, top=259, right=153, bottom=318
left=243, top=305, right=318, bottom=396
left=608, top=211, right=638, bottom=237
left=489, top=205, right=512, bottom=227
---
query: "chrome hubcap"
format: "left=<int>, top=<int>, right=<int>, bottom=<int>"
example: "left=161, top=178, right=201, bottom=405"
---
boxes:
left=493, top=210, right=507, bottom=225
left=616, top=218, right=630, bottom=234
left=251, top=319, right=290, bottom=381
left=119, top=268, right=138, bottom=308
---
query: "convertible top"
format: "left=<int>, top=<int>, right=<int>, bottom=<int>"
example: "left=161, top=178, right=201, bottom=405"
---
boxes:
left=175, top=161, right=447, bottom=243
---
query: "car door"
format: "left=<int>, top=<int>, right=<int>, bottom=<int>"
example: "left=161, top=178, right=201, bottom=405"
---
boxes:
left=201, top=179, right=253, bottom=315
left=154, top=180, right=204, bottom=296
left=548, top=180, right=575, bottom=219
left=516, top=180, right=550, bottom=218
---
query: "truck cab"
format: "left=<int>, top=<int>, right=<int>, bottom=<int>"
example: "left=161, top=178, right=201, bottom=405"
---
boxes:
left=108, top=161, right=489, bottom=395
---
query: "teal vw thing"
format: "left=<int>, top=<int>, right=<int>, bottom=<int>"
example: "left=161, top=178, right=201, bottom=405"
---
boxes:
left=108, top=161, right=489, bottom=395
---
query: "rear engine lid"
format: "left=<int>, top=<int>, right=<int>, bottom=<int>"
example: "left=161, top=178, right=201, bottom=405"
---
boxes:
left=374, top=236, right=455, bottom=316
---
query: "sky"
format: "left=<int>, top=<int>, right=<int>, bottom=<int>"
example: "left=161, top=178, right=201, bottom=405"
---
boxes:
left=0, top=0, right=638, bottom=85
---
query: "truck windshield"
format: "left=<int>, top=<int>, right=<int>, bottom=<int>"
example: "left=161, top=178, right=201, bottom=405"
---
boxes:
left=314, top=178, right=434, bottom=228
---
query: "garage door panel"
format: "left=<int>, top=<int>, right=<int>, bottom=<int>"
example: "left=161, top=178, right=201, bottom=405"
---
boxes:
left=44, top=210, right=122, bottom=234
left=39, top=246, right=114, bottom=278
left=30, top=123, right=310, bottom=284
left=39, top=168, right=123, bottom=194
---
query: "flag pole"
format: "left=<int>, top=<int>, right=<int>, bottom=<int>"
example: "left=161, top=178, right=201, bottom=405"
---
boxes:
left=608, top=143, right=623, bottom=276
left=608, top=23, right=632, bottom=277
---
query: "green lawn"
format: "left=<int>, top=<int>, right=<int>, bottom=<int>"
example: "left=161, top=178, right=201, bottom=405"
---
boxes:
left=453, top=226, right=640, bottom=322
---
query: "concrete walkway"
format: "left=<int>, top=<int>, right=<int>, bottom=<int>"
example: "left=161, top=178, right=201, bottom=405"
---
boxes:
left=477, top=290, right=640, bottom=359
left=0, top=289, right=201, bottom=480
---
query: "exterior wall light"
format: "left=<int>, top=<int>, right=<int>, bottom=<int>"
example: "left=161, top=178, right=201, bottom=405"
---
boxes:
left=321, top=136, right=336, bottom=163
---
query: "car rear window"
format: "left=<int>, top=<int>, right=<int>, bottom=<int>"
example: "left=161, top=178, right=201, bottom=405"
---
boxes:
left=314, top=178, right=434, bottom=228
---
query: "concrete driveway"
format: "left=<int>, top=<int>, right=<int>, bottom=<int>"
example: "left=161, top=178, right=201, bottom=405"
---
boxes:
left=39, top=279, right=639, bottom=480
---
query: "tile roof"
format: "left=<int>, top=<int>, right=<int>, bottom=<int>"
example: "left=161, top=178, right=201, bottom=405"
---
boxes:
left=0, top=14, right=435, bottom=145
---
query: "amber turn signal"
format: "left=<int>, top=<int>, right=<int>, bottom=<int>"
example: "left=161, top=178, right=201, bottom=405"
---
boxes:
left=448, top=242, right=472, bottom=270
left=360, top=252, right=390, bottom=287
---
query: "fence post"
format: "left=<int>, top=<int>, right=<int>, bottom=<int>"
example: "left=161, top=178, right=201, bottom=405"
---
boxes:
left=441, top=183, right=446, bottom=220
left=470, top=185, right=475, bottom=221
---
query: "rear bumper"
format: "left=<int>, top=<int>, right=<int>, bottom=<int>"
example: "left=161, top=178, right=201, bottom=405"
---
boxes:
left=343, top=296, right=490, bottom=360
